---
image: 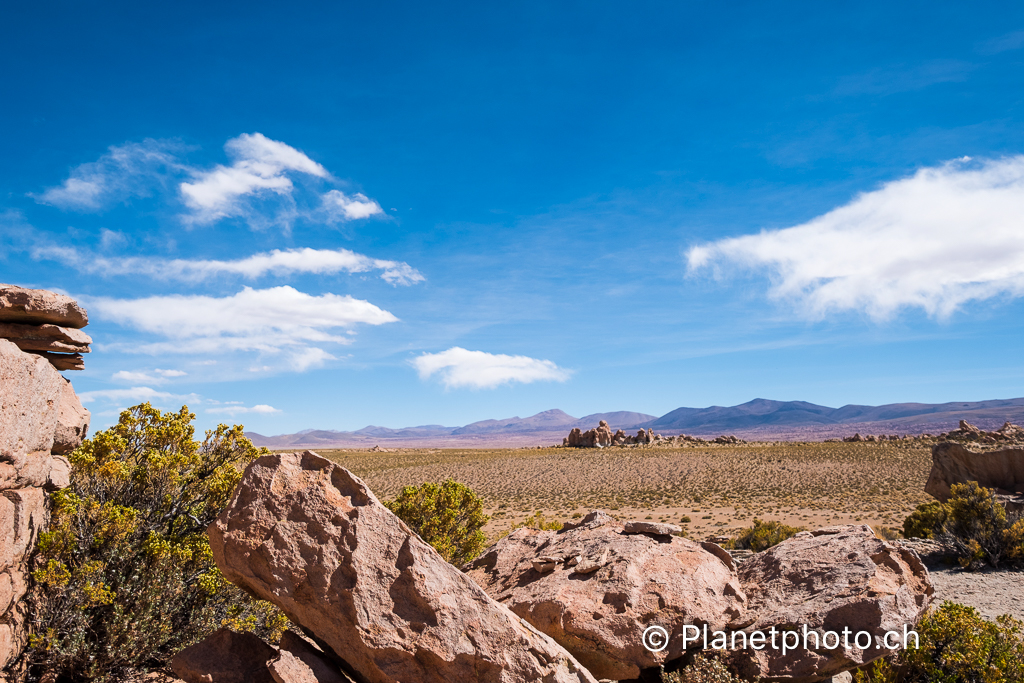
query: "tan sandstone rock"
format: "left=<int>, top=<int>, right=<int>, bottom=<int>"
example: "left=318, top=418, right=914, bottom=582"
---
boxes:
left=52, top=377, right=90, bottom=455
left=728, top=525, right=933, bottom=682
left=0, top=285, right=88, bottom=328
left=170, top=628, right=277, bottom=683
left=465, top=510, right=746, bottom=681
left=22, top=350, right=84, bottom=371
left=0, top=339, right=64, bottom=462
left=0, top=322, right=91, bottom=354
left=269, top=632, right=354, bottom=683
left=208, top=450, right=597, bottom=683
left=925, top=441, right=1024, bottom=505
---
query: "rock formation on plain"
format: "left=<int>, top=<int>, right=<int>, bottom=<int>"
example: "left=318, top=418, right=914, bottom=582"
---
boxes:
left=208, top=450, right=598, bottom=683
left=926, top=440, right=1024, bottom=512
left=563, top=421, right=744, bottom=448
left=465, top=511, right=746, bottom=680
left=0, top=285, right=91, bottom=371
left=0, top=287, right=90, bottom=674
left=728, top=525, right=933, bottom=682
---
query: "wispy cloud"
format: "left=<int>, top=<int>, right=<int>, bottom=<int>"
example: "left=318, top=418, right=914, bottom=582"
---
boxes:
left=206, top=404, right=280, bottom=416
left=412, top=347, right=571, bottom=389
left=77, top=386, right=199, bottom=405
left=834, top=60, right=974, bottom=97
left=32, top=139, right=187, bottom=210
left=979, top=30, right=1024, bottom=55
left=687, top=155, right=1024, bottom=321
left=111, top=368, right=187, bottom=384
left=89, top=285, right=398, bottom=371
left=33, top=133, right=383, bottom=230
left=27, top=244, right=424, bottom=286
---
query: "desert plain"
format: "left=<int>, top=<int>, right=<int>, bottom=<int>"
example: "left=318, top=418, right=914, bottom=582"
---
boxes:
left=316, top=440, right=930, bottom=541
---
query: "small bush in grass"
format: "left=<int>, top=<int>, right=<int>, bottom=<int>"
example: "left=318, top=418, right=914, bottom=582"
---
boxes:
left=386, top=479, right=489, bottom=565
left=855, top=601, right=1024, bottom=683
left=513, top=511, right=564, bottom=532
left=25, top=403, right=287, bottom=682
left=726, top=518, right=803, bottom=552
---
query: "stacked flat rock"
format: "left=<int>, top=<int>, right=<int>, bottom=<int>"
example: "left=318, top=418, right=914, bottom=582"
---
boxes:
left=0, top=284, right=90, bottom=370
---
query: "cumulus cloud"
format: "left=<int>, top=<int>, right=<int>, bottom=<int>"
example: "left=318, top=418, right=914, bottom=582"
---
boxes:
left=89, top=286, right=397, bottom=371
left=412, top=347, right=571, bottom=389
left=33, top=133, right=383, bottom=230
left=28, top=245, right=424, bottom=286
left=687, top=156, right=1024, bottom=320
left=206, top=404, right=280, bottom=416
left=180, top=133, right=329, bottom=225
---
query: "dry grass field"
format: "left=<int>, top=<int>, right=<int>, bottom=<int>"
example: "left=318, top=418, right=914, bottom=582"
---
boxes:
left=315, top=440, right=934, bottom=541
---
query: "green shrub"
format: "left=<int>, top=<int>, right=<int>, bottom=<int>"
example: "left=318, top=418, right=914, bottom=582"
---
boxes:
left=386, top=479, right=489, bottom=566
left=726, top=518, right=803, bottom=552
left=663, top=654, right=747, bottom=683
left=903, top=500, right=947, bottom=539
left=902, top=481, right=1024, bottom=568
left=855, top=601, right=1024, bottom=683
left=513, top=511, right=564, bottom=531
left=26, top=403, right=287, bottom=682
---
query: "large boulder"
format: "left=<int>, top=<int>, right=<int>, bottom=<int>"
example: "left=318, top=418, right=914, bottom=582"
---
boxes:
left=465, top=511, right=746, bottom=681
left=925, top=442, right=1024, bottom=506
left=0, top=284, right=88, bottom=328
left=208, top=450, right=597, bottom=683
left=52, top=377, right=90, bottom=456
left=0, top=339, right=64, bottom=463
left=728, top=526, right=933, bottom=682
left=563, top=421, right=614, bottom=448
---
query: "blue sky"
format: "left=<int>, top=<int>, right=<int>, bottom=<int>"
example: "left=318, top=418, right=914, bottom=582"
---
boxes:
left=4, top=2, right=1024, bottom=434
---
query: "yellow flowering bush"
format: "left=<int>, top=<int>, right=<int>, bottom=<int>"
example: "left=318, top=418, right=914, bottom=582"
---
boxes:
left=26, top=403, right=287, bottom=682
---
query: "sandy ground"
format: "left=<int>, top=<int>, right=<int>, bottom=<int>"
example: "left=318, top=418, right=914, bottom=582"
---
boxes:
left=926, top=561, right=1024, bottom=621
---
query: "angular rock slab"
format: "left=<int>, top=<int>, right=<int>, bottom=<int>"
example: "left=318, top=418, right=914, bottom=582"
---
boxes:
left=925, top=441, right=1024, bottom=501
left=52, top=377, right=90, bottom=455
left=465, top=511, right=746, bottom=681
left=270, top=631, right=355, bottom=683
left=209, top=451, right=597, bottom=683
left=0, top=322, right=92, bottom=354
left=0, top=284, right=88, bottom=328
left=170, top=627, right=277, bottom=683
left=729, top=525, right=933, bottom=682
left=0, top=339, right=64, bottom=463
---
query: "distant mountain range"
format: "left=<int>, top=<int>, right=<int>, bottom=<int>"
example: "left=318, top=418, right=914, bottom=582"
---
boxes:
left=245, top=397, right=1024, bottom=448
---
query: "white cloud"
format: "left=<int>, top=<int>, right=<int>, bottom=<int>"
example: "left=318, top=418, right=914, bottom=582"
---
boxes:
left=89, top=286, right=397, bottom=371
left=687, top=156, right=1024, bottom=320
left=33, top=133, right=383, bottom=230
left=29, top=245, right=424, bottom=286
left=180, top=133, right=328, bottom=225
left=77, top=386, right=199, bottom=405
left=111, top=368, right=187, bottom=384
left=322, top=189, right=384, bottom=221
left=412, top=347, right=571, bottom=389
left=206, top=404, right=281, bottom=416
left=33, top=140, right=186, bottom=210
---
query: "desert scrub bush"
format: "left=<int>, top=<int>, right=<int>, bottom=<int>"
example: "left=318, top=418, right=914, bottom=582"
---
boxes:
left=26, top=403, right=287, bottom=682
left=386, top=479, right=489, bottom=565
left=513, top=511, right=564, bottom=531
left=726, top=518, right=803, bottom=552
left=901, top=481, right=1024, bottom=568
left=854, top=601, right=1024, bottom=683
left=662, top=654, right=748, bottom=682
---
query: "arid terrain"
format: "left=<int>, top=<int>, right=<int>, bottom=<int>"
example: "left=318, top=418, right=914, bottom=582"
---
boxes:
left=317, top=440, right=933, bottom=541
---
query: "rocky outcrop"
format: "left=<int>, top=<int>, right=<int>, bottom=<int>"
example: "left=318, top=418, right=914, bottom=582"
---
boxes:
left=0, top=318, right=89, bottom=671
left=936, top=420, right=1024, bottom=446
left=465, top=511, right=746, bottom=681
left=925, top=441, right=1024, bottom=512
left=0, top=285, right=91, bottom=371
left=208, top=450, right=597, bottom=683
left=728, top=526, right=933, bottom=682
left=563, top=420, right=614, bottom=448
